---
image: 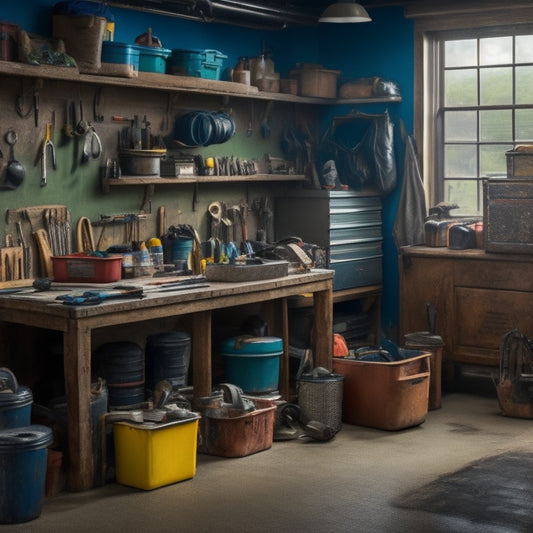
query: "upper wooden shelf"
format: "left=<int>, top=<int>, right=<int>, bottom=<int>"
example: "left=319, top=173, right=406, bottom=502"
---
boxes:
left=101, top=173, right=306, bottom=192
left=0, top=60, right=402, bottom=105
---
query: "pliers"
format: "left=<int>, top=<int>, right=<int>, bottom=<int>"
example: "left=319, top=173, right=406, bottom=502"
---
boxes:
left=40, top=123, right=56, bottom=187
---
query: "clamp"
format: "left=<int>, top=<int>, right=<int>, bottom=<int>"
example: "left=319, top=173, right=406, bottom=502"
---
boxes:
left=40, top=123, right=56, bottom=187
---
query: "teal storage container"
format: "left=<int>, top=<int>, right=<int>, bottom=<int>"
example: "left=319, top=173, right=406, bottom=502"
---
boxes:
left=219, top=336, right=282, bottom=393
left=0, top=368, right=32, bottom=429
left=101, top=42, right=141, bottom=71
left=167, top=49, right=227, bottom=80
left=0, top=425, right=53, bottom=524
left=138, top=46, right=171, bottom=73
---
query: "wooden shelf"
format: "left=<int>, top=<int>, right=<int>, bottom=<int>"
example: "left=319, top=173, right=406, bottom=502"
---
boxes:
left=0, top=60, right=402, bottom=105
left=101, top=173, right=306, bottom=192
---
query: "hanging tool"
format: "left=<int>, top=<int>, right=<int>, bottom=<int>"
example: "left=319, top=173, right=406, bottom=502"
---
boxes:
left=16, top=221, right=31, bottom=279
left=38, top=123, right=57, bottom=187
left=93, top=87, right=104, bottom=122
left=33, top=229, right=54, bottom=278
left=81, top=125, right=102, bottom=163
left=76, top=216, right=95, bottom=252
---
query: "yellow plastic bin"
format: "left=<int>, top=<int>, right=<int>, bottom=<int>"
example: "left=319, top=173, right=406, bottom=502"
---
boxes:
left=113, top=415, right=200, bottom=490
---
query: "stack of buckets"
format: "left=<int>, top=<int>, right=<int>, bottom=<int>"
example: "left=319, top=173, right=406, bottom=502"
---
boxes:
left=0, top=367, right=52, bottom=524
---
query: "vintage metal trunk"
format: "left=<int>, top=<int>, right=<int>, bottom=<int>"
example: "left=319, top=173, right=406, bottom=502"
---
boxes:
left=483, top=178, right=533, bottom=254
left=275, top=190, right=382, bottom=290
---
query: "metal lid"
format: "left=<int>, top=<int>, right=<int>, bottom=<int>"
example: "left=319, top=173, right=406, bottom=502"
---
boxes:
left=0, top=425, right=52, bottom=452
left=0, top=367, right=33, bottom=408
left=219, top=335, right=283, bottom=355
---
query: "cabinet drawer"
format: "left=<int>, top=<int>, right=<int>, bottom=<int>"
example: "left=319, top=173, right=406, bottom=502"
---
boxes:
left=330, top=240, right=382, bottom=262
left=331, top=256, right=382, bottom=291
left=330, top=209, right=382, bottom=229
left=330, top=225, right=383, bottom=246
left=455, top=287, right=533, bottom=349
left=455, top=259, right=533, bottom=291
left=330, top=196, right=381, bottom=211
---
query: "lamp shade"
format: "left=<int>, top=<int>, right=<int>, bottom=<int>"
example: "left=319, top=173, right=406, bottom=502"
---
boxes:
left=319, top=2, right=372, bottom=23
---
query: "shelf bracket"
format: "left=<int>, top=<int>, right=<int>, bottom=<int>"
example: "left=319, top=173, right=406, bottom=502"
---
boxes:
left=140, top=184, right=155, bottom=214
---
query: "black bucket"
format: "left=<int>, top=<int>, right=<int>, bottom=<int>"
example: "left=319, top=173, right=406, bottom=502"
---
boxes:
left=94, top=342, right=144, bottom=410
left=95, top=342, right=144, bottom=386
left=145, top=332, right=191, bottom=395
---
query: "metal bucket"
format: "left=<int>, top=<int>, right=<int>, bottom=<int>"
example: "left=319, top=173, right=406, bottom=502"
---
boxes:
left=118, top=149, right=165, bottom=176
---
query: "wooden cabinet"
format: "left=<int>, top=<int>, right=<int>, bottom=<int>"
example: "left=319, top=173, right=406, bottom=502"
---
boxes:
left=400, top=246, right=533, bottom=387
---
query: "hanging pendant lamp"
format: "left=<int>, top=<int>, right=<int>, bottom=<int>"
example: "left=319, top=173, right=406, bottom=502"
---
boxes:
left=318, top=2, right=372, bottom=23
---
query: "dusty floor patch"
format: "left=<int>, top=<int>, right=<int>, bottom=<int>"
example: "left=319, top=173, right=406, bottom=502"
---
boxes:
left=394, top=451, right=533, bottom=529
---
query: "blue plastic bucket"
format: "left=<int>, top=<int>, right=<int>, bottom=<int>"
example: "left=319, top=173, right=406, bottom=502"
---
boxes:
left=0, top=368, right=33, bottom=429
left=0, top=425, right=52, bottom=524
left=171, top=238, right=193, bottom=264
left=219, top=336, right=282, bottom=393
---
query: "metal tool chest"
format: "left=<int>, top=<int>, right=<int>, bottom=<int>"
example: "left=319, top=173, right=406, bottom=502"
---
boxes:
left=275, top=189, right=383, bottom=291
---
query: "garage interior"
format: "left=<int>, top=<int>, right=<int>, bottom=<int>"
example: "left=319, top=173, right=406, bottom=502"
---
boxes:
left=2, top=1, right=533, bottom=531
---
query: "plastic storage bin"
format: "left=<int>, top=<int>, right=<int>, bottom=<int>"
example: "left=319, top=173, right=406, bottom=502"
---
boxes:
left=113, top=415, right=200, bottom=490
left=333, top=351, right=430, bottom=430
left=0, top=368, right=33, bottom=429
left=219, top=336, right=282, bottom=394
left=167, top=49, right=227, bottom=80
left=51, top=252, right=122, bottom=283
left=101, top=42, right=141, bottom=71
left=0, top=425, right=52, bottom=524
left=199, top=398, right=276, bottom=457
left=138, top=46, right=171, bottom=73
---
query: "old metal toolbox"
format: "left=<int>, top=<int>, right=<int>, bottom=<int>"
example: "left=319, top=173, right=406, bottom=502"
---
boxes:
left=483, top=178, right=533, bottom=254
left=506, top=146, right=533, bottom=178
left=275, top=190, right=382, bottom=290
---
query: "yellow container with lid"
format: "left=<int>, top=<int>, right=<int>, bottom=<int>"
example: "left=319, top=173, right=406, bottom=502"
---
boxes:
left=113, top=415, right=200, bottom=490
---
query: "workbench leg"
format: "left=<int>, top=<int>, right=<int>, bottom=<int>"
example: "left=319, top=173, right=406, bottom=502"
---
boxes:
left=268, top=298, right=289, bottom=400
left=63, top=321, right=93, bottom=492
left=192, top=310, right=212, bottom=404
left=313, top=288, right=333, bottom=370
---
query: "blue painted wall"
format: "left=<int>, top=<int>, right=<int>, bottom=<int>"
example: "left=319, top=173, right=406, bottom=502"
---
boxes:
left=2, top=2, right=414, bottom=340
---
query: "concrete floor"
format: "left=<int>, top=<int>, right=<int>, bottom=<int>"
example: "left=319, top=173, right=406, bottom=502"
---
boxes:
left=7, top=389, right=533, bottom=533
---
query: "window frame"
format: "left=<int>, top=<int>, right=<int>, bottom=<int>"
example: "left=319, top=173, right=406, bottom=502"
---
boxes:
left=410, top=4, right=533, bottom=211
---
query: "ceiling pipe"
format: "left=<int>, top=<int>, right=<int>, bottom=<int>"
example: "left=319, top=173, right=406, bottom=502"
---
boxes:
left=108, top=0, right=318, bottom=29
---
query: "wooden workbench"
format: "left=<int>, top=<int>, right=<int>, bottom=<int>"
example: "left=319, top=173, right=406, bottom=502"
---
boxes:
left=0, top=269, right=333, bottom=491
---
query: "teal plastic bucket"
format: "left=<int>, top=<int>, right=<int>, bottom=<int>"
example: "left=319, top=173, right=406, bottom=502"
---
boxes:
left=0, top=368, right=33, bottom=429
left=0, top=425, right=53, bottom=524
left=219, top=336, right=282, bottom=393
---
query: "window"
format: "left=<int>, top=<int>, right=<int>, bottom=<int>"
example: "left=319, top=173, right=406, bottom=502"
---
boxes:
left=431, top=29, right=533, bottom=215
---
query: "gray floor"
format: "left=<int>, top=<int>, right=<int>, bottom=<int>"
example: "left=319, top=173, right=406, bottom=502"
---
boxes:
left=7, top=390, right=533, bottom=533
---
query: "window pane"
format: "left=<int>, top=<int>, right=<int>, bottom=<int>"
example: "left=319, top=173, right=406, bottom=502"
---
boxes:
left=445, top=144, right=477, bottom=177
left=445, top=111, right=476, bottom=141
left=516, top=109, right=533, bottom=142
left=480, top=67, right=512, bottom=105
left=480, top=36, right=512, bottom=65
left=516, top=66, right=533, bottom=104
left=445, top=39, right=477, bottom=67
left=444, top=179, right=479, bottom=214
left=445, top=69, right=477, bottom=106
left=480, top=144, right=511, bottom=176
left=480, top=110, right=512, bottom=141
left=516, top=35, right=533, bottom=63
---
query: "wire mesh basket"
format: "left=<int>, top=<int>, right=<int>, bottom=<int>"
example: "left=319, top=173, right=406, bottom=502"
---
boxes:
left=297, top=374, right=344, bottom=433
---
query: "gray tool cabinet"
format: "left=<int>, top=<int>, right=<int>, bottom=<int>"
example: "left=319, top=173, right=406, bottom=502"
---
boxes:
left=275, top=189, right=383, bottom=348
